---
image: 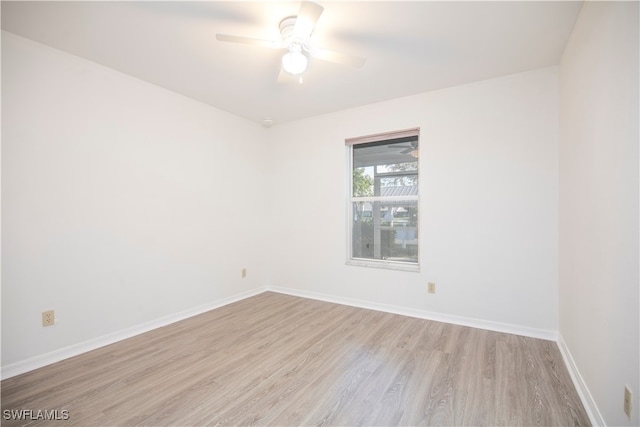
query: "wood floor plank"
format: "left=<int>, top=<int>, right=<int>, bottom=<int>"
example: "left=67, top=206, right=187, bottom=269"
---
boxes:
left=1, top=292, right=591, bottom=426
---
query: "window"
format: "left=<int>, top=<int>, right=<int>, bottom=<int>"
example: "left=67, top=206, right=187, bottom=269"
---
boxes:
left=347, top=128, right=419, bottom=271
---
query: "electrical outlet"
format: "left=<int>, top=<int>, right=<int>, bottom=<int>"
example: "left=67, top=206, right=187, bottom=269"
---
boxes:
left=624, top=385, right=632, bottom=419
left=242, top=268, right=247, bottom=278
left=428, top=282, right=436, bottom=294
left=42, top=310, right=55, bottom=327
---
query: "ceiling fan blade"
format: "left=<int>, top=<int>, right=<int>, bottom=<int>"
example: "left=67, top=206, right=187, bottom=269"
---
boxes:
left=310, top=48, right=366, bottom=68
left=294, top=1, right=324, bottom=40
left=216, top=34, right=280, bottom=49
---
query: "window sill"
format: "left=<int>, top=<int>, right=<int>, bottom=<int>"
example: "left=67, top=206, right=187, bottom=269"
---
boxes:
left=346, top=258, right=420, bottom=272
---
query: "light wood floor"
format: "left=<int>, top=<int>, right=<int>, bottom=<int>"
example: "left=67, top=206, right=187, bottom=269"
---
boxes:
left=2, top=292, right=590, bottom=426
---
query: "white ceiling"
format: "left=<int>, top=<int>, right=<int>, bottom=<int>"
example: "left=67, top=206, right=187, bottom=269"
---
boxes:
left=1, top=1, right=583, bottom=127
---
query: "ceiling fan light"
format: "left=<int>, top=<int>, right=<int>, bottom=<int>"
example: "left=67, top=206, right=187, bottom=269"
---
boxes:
left=282, top=50, right=308, bottom=75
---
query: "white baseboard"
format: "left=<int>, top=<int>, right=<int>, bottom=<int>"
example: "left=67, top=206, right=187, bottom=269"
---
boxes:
left=1, top=287, right=267, bottom=380
left=268, top=286, right=558, bottom=341
left=557, top=334, right=604, bottom=426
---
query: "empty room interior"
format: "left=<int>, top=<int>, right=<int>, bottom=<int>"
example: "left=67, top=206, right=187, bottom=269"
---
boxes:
left=1, top=1, right=639, bottom=426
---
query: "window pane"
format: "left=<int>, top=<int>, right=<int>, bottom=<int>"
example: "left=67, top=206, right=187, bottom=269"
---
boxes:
left=352, top=139, right=418, bottom=197
left=352, top=200, right=418, bottom=263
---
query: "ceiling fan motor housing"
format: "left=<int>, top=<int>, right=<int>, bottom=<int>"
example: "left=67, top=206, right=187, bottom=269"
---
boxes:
left=279, top=16, right=307, bottom=50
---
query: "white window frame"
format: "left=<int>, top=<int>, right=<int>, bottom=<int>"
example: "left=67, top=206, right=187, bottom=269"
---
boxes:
left=346, top=128, right=420, bottom=272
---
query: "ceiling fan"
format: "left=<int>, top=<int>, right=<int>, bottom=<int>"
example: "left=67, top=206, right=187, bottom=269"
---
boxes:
left=389, top=141, right=419, bottom=158
left=216, top=1, right=366, bottom=83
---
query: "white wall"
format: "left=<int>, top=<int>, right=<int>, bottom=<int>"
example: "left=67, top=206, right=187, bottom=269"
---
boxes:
left=266, top=67, right=560, bottom=337
left=1, top=32, right=268, bottom=369
left=559, top=2, right=639, bottom=426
